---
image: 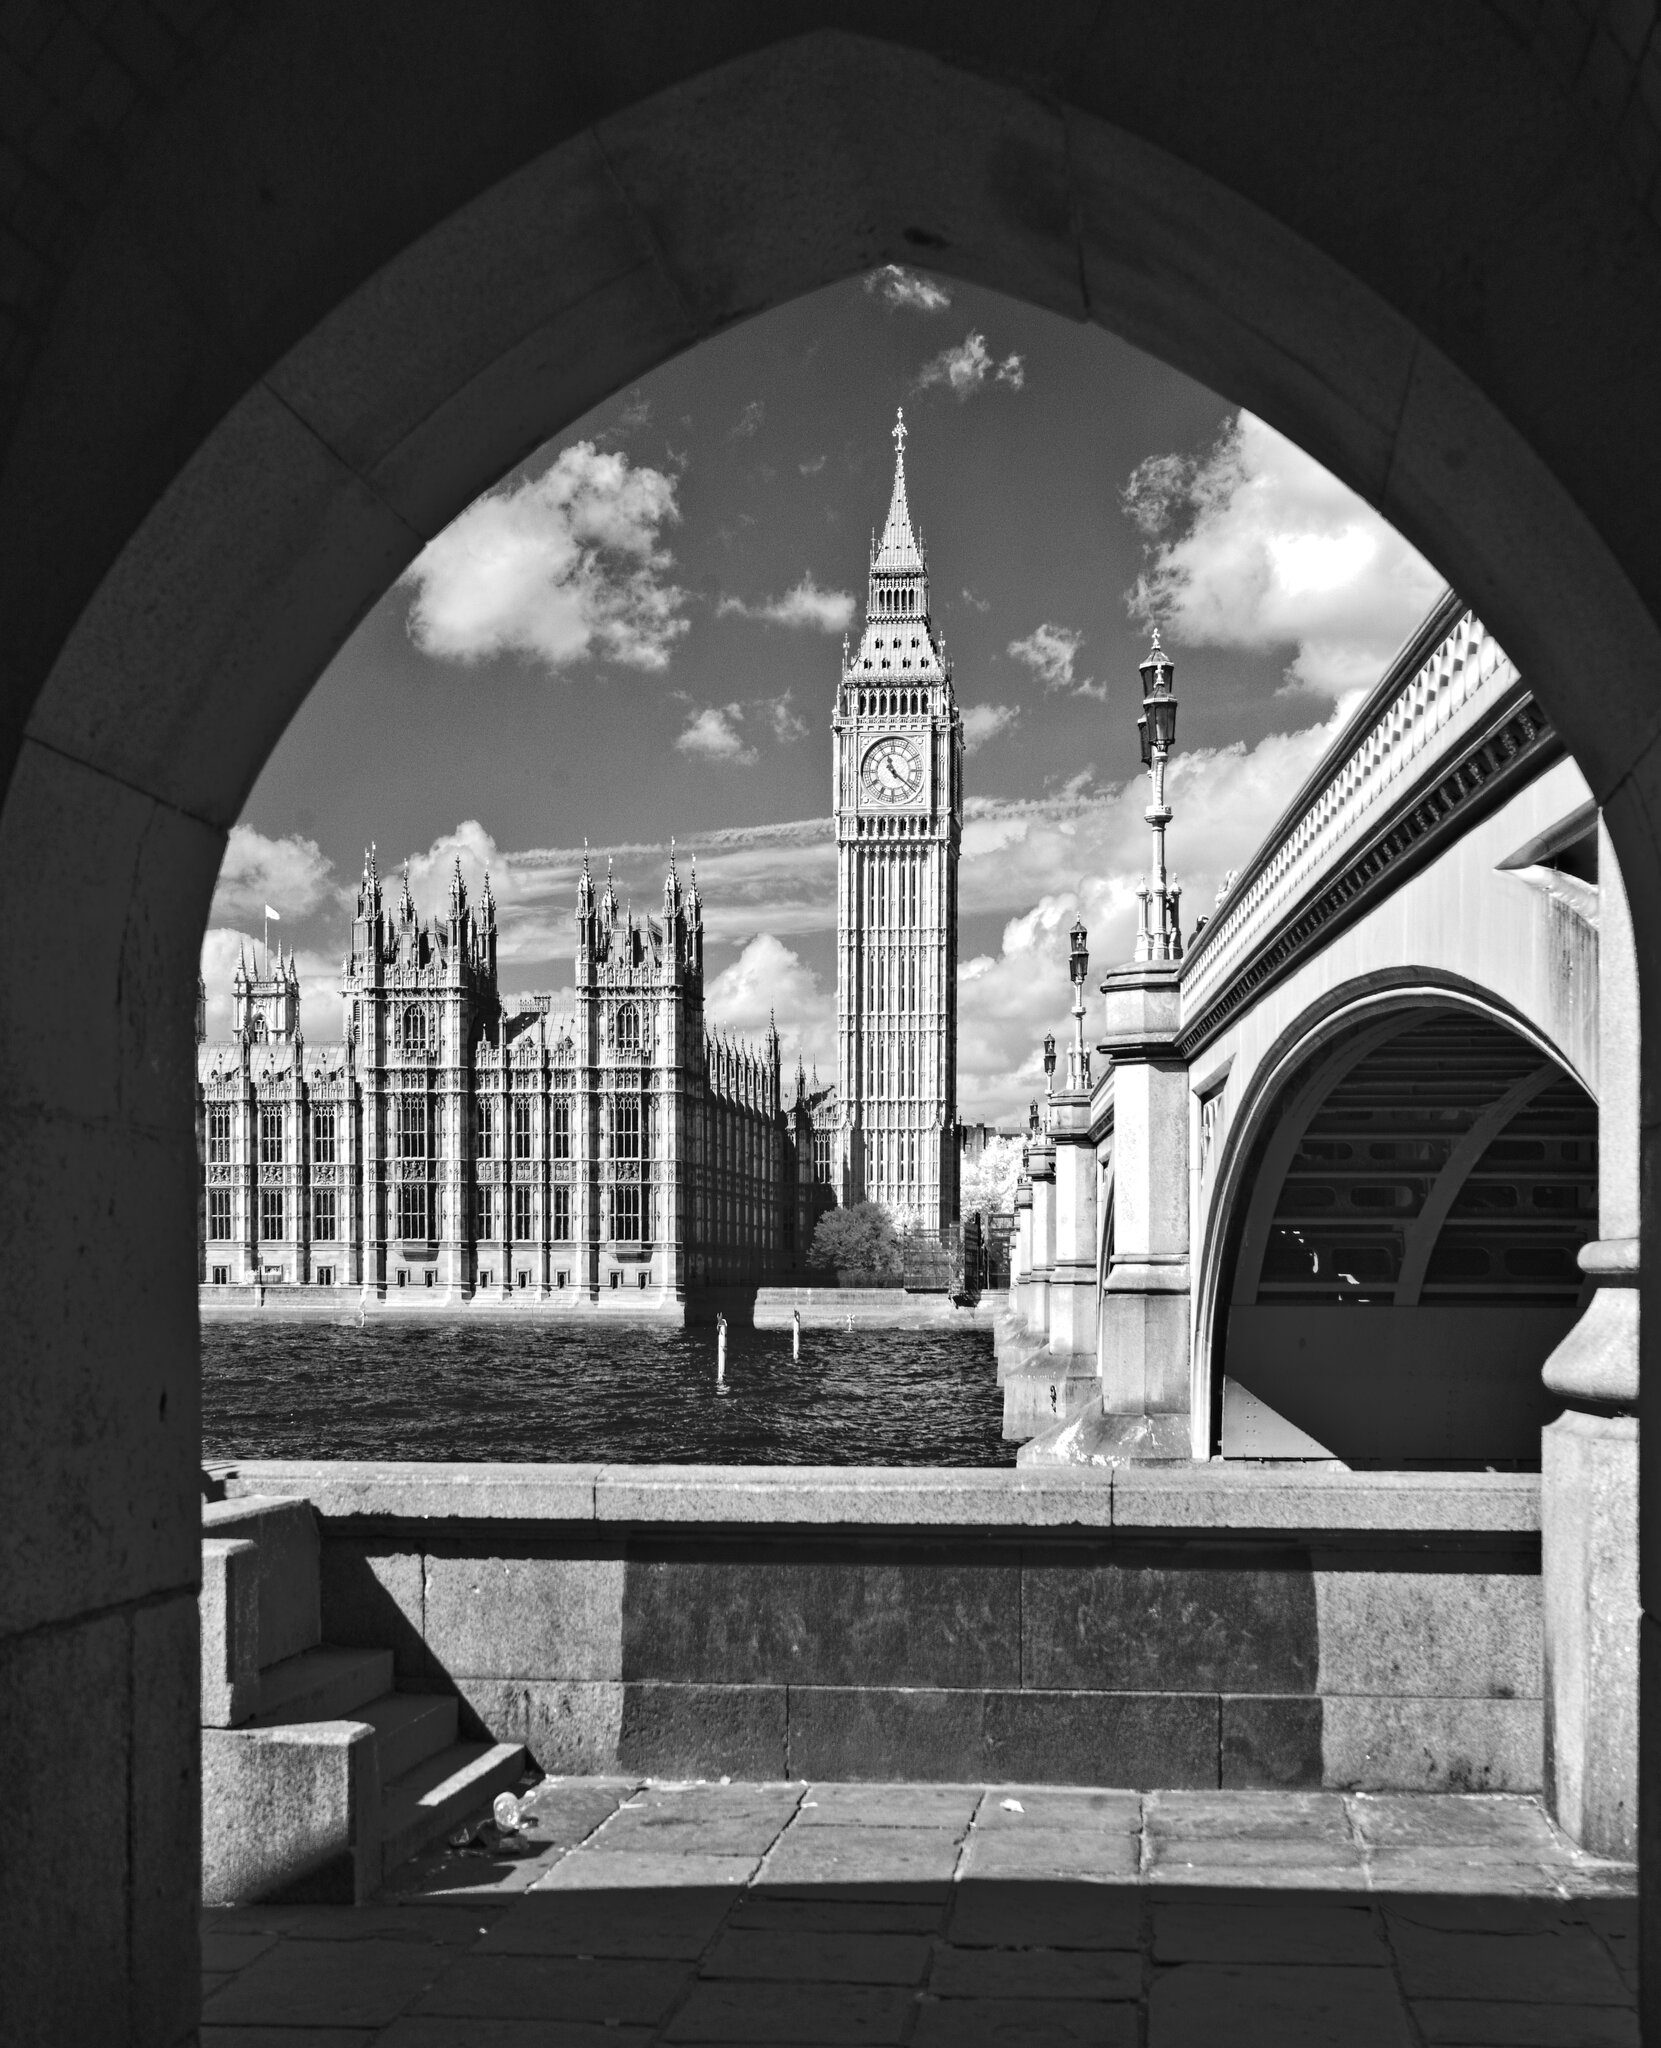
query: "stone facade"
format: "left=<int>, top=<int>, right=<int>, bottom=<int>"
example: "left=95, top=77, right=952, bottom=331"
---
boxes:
left=197, top=851, right=794, bottom=1308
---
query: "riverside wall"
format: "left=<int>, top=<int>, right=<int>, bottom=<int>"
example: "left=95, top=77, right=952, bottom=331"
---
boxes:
left=216, top=1462, right=1543, bottom=1796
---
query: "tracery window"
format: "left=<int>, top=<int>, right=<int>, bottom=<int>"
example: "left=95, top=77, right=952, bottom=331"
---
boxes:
left=259, top=1105, right=284, bottom=1165
left=259, top=1187, right=285, bottom=1240
left=398, top=1096, right=428, bottom=1160
left=551, top=1098, right=570, bottom=1160
left=208, top=1189, right=232, bottom=1240
left=513, top=1098, right=533, bottom=1160
left=397, top=1183, right=429, bottom=1240
left=552, top=1185, right=571, bottom=1240
left=402, top=1006, right=427, bottom=1054
left=477, top=1098, right=494, bottom=1160
left=312, top=1107, right=336, bottom=1164
left=615, top=1004, right=640, bottom=1054
left=208, top=1104, right=231, bottom=1164
left=613, top=1096, right=642, bottom=1160
left=312, top=1188, right=337, bottom=1241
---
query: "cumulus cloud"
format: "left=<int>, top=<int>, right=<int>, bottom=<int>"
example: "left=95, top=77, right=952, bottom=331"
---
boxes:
left=730, top=399, right=765, bottom=438
left=676, top=705, right=757, bottom=766
left=799, top=454, right=828, bottom=475
left=961, top=588, right=991, bottom=613
left=198, top=926, right=341, bottom=1043
left=704, top=933, right=837, bottom=1074
left=916, top=332, right=1026, bottom=400
left=1007, top=623, right=1089, bottom=694
left=865, top=264, right=953, bottom=313
left=1124, top=412, right=1446, bottom=698
left=403, top=442, right=689, bottom=673
left=767, top=693, right=810, bottom=745
left=211, top=824, right=336, bottom=926
left=962, top=703, right=1020, bottom=753
left=717, top=572, right=856, bottom=633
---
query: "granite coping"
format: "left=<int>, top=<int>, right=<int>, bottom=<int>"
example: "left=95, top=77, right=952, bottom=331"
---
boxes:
left=213, top=1461, right=1540, bottom=1535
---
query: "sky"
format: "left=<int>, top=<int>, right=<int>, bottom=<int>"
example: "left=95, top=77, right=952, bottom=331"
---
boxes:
left=209, top=268, right=1445, bottom=1123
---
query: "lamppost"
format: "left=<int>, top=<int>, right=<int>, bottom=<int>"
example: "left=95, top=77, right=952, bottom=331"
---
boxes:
left=1135, top=629, right=1183, bottom=962
left=1068, top=918, right=1091, bottom=1090
left=1042, top=1032, right=1057, bottom=1127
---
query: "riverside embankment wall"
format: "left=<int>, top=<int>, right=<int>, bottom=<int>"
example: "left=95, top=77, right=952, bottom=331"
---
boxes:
left=215, top=1463, right=1541, bottom=1795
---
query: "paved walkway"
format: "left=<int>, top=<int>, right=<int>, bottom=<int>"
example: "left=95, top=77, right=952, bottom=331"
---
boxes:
left=201, top=1780, right=1638, bottom=2045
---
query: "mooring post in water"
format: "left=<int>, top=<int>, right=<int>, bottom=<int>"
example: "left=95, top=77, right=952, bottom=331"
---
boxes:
left=792, top=1309, right=800, bottom=1360
left=717, top=1311, right=727, bottom=1385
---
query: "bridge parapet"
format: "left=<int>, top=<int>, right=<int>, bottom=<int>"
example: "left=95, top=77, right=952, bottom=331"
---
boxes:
left=1180, top=598, right=1528, bottom=1040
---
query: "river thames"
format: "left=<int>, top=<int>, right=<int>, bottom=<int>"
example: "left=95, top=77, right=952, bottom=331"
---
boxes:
left=201, top=1319, right=1009, bottom=1465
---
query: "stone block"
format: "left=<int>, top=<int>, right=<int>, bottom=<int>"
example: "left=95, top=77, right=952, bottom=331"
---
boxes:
left=928, top=1944, right=1141, bottom=2000
left=319, top=1537, right=427, bottom=1684
left=1147, top=1790, right=1352, bottom=1845
left=230, top=1460, right=604, bottom=1520
left=982, top=1690, right=1219, bottom=1788
left=455, top=1678, right=623, bottom=1774
left=701, top=1928, right=933, bottom=1984
left=1153, top=1899, right=1391, bottom=1965
left=623, top=1546, right=1021, bottom=1688
left=596, top=1808, right=789, bottom=1862
left=1410, top=2001, right=1636, bottom=2045
left=132, top=1593, right=202, bottom=2048
left=914, top=1996, right=1138, bottom=2046
left=0, top=1610, right=132, bottom=2046
left=202, top=1721, right=380, bottom=1906
left=478, top=1885, right=732, bottom=1956
left=1222, top=1695, right=1324, bottom=1790
left=958, top=1828, right=1140, bottom=1880
left=201, top=1932, right=454, bottom=2028
left=1353, top=1793, right=1568, bottom=1853
left=619, top=1682, right=786, bottom=1779
left=535, top=1850, right=760, bottom=1890
left=760, top=1827, right=963, bottom=1888
left=1388, top=1919, right=1632, bottom=2003
left=1111, top=1465, right=1540, bottom=1532
left=948, top=1879, right=1145, bottom=1950
left=664, top=1978, right=915, bottom=2042
left=201, top=1535, right=261, bottom=1725
left=411, top=1952, right=692, bottom=2023
left=423, top=1545, right=623, bottom=1681
left=203, top=1495, right=321, bottom=1670
left=973, top=1788, right=1143, bottom=1831
left=1322, top=1697, right=1543, bottom=1793
left=1022, top=1545, right=1317, bottom=1693
left=1313, top=1560, right=1541, bottom=1699
left=787, top=1686, right=987, bottom=1781
left=800, top=1784, right=981, bottom=1829
left=1147, top=1961, right=1414, bottom=2045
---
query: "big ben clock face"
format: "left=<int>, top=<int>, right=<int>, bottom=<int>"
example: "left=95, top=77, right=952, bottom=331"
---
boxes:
left=862, top=737, right=924, bottom=805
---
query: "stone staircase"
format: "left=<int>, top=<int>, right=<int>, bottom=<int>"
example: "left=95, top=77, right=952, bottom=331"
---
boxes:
left=201, top=1493, right=525, bottom=1904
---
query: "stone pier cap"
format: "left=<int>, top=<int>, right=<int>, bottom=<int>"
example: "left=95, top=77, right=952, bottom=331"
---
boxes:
left=216, top=1461, right=1538, bottom=1534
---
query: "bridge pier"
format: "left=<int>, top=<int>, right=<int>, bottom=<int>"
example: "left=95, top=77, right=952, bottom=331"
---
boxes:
left=1541, top=820, right=1639, bottom=1858
left=1046, top=1091, right=1097, bottom=1368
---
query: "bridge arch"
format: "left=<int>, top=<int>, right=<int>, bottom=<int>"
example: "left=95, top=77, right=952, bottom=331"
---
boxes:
left=1196, top=982, right=1596, bottom=1466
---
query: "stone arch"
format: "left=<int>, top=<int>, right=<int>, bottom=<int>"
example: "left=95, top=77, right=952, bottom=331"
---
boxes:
left=1197, top=984, right=1595, bottom=1465
left=6, top=18, right=1661, bottom=2035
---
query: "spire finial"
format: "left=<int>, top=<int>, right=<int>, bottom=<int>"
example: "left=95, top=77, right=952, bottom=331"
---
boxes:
left=892, top=406, right=906, bottom=456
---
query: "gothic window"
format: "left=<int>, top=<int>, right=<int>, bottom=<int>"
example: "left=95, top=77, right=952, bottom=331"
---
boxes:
left=476, top=1184, right=495, bottom=1240
left=613, top=1096, right=642, bottom=1160
left=397, top=1183, right=429, bottom=1240
left=402, top=1005, right=427, bottom=1053
left=813, top=1132, right=832, bottom=1184
left=259, top=1105, right=284, bottom=1165
left=512, top=1185, right=532, bottom=1240
left=477, top=1098, right=494, bottom=1160
left=259, top=1186, right=285, bottom=1240
left=615, top=1004, right=640, bottom=1054
left=312, top=1107, right=336, bottom=1165
left=208, top=1105, right=231, bottom=1164
left=208, top=1189, right=232, bottom=1241
left=398, top=1096, right=427, bottom=1160
left=552, top=1185, right=571, bottom=1240
left=312, top=1188, right=337, bottom=1241
left=611, top=1183, right=643, bottom=1241
left=551, top=1098, right=570, bottom=1159
left=513, top=1098, right=533, bottom=1160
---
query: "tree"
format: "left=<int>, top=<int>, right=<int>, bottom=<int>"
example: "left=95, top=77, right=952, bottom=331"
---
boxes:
left=807, top=1201, right=902, bottom=1281
left=961, top=1135, right=1023, bottom=1218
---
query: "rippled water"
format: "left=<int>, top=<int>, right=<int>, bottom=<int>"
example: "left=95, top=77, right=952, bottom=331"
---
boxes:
left=201, top=1319, right=1010, bottom=1466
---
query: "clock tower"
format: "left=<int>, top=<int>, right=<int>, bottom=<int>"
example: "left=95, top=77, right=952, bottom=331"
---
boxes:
left=833, top=410, right=963, bottom=1231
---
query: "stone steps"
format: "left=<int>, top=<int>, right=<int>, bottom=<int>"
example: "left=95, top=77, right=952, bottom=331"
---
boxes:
left=253, top=1645, right=393, bottom=1724
left=382, top=1739, right=526, bottom=1874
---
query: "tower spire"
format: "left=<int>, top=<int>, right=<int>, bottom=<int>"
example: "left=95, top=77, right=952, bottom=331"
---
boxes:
left=872, top=406, right=922, bottom=575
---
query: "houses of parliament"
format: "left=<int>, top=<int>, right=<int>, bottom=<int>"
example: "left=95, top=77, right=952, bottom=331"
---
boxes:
left=196, top=414, right=964, bottom=1307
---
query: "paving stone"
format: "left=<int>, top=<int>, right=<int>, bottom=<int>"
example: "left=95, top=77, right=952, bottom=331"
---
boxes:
left=700, top=1928, right=933, bottom=1984
left=377, top=2023, right=654, bottom=2048
left=1152, top=1900, right=1390, bottom=1964
left=203, top=1975, right=234, bottom=1998
left=383, top=1843, right=568, bottom=1900
left=476, top=1887, right=735, bottom=1957
left=1349, top=1796, right=1569, bottom=1855
left=1556, top=1862, right=1640, bottom=1896
left=960, top=1828, right=1141, bottom=1879
left=1148, top=1790, right=1352, bottom=1843
left=619, top=1784, right=802, bottom=1820
left=762, top=1825, right=962, bottom=1886
left=1148, top=1832, right=1363, bottom=1873
left=663, top=1977, right=915, bottom=2042
left=929, top=1944, right=1141, bottom=1999
left=1364, top=1852, right=1564, bottom=1894
left=1383, top=1898, right=1587, bottom=1935
left=737, top=1884, right=950, bottom=1933
left=912, top=1997, right=1137, bottom=2046
left=200, top=1929, right=279, bottom=1971
left=1150, top=1863, right=1371, bottom=1890
left=1411, top=1999, right=1638, bottom=2045
left=280, top=1906, right=499, bottom=1944
left=973, top=1788, right=1142, bottom=1832
left=200, top=2031, right=376, bottom=2047
left=949, top=1880, right=1144, bottom=1950
left=202, top=1938, right=456, bottom=2027
left=1387, top=1922, right=1632, bottom=2003
left=1149, top=1961, right=1414, bottom=2046
left=796, top=1782, right=980, bottom=1828
left=533, top=1850, right=760, bottom=1889
left=518, top=1779, right=639, bottom=1848
left=593, top=1810, right=791, bottom=1855
left=412, top=1953, right=691, bottom=2023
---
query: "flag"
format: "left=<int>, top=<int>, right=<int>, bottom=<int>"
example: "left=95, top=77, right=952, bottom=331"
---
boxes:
left=264, top=904, right=281, bottom=921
